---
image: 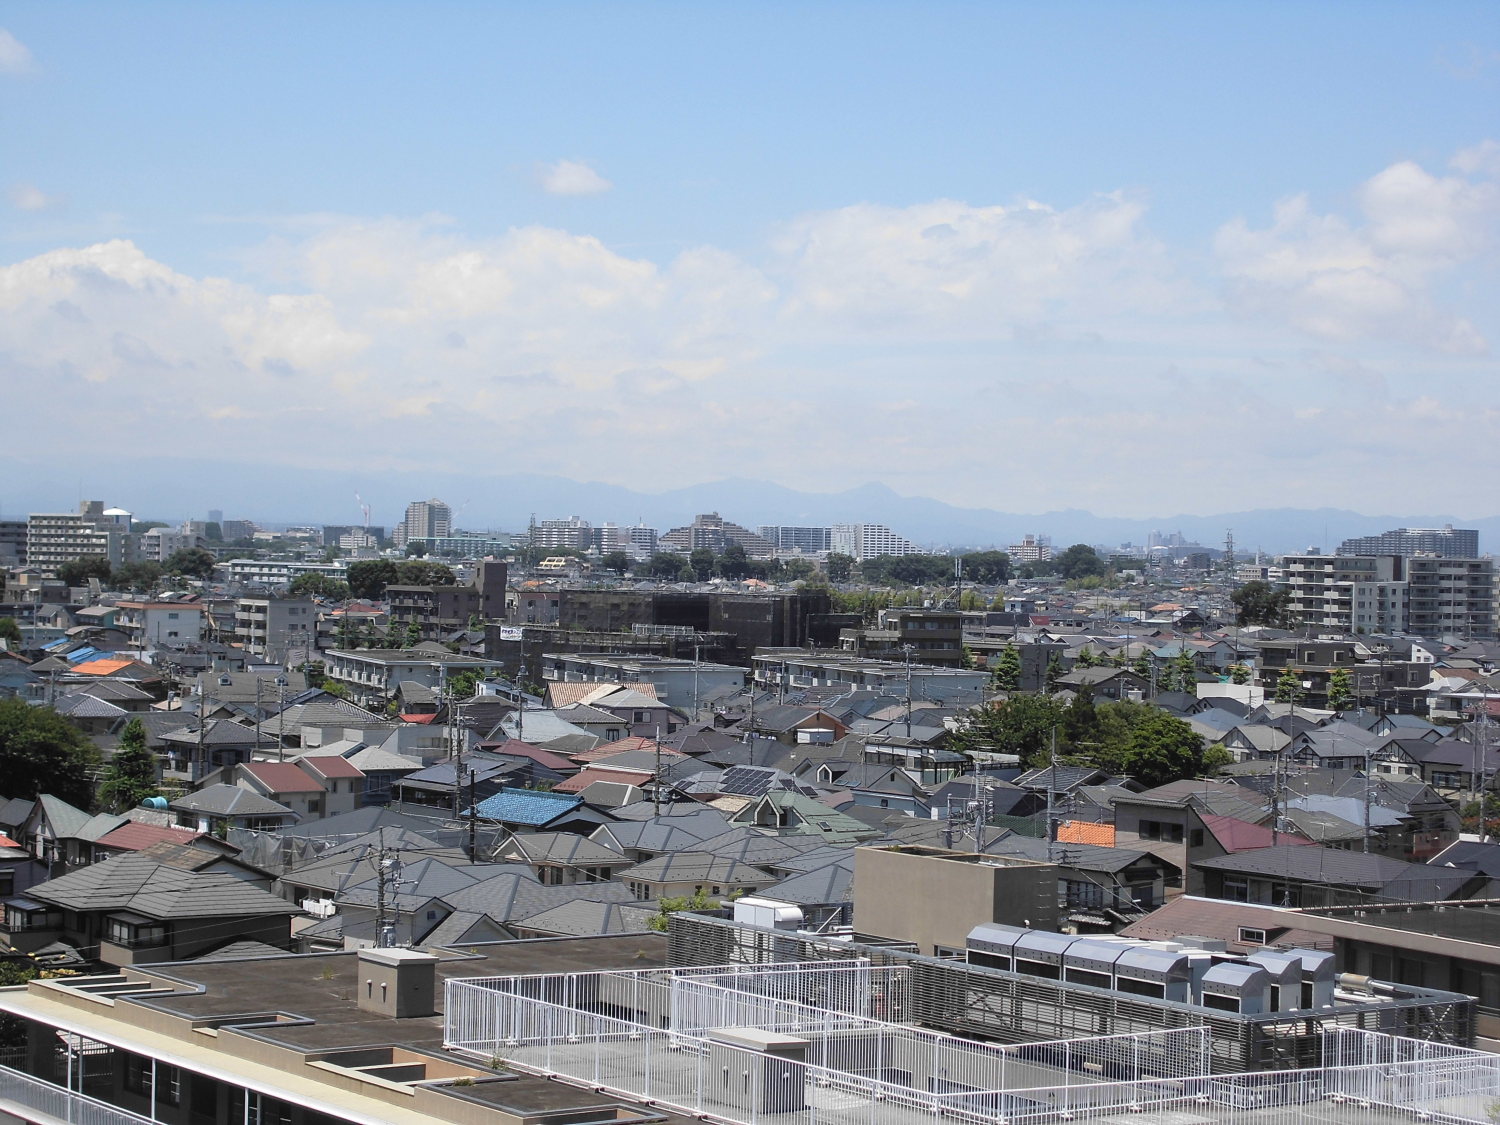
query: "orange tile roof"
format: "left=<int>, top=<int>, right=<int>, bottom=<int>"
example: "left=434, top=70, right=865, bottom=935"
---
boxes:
left=1057, top=820, right=1116, bottom=847
left=73, top=657, right=136, bottom=676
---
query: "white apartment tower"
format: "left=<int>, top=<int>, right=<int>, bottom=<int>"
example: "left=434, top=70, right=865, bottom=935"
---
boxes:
left=829, top=523, right=922, bottom=561
left=395, top=498, right=453, bottom=546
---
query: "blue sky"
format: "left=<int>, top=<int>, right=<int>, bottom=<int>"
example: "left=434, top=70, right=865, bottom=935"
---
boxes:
left=2, top=2, right=1497, bottom=517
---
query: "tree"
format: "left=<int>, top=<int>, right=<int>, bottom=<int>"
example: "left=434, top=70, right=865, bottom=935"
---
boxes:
left=203, top=521, right=223, bottom=542
left=600, top=550, right=632, bottom=576
left=1274, top=667, right=1304, bottom=705
left=992, top=644, right=1021, bottom=691
left=0, top=699, right=99, bottom=809
left=405, top=541, right=429, bottom=557
left=1171, top=651, right=1198, bottom=694
left=646, top=552, right=687, bottom=579
left=688, top=548, right=716, bottom=582
left=111, top=561, right=164, bottom=592
left=1131, top=653, right=1151, bottom=680
left=404, top=622, right=422, bottom=647
left=1114, top=708, right=1208, bottom=788
left=825, top=553, right=855, bottom=583
left=1055, top=544, right=1106, bottom=581
left=1228, top=664, right=1251, bottom=685
left=950, top=695, right=1067, bottom=767
left=1232, top=580, right=1294, bottom=627
left=1045, top=653, right=1065, bottom=694
left=164, top=547, right=218, bottom=580
left=97, top=719, right=159, bottom=812
left=347, top=560, right=399, bottom=600
left=1075, top=646, right=1098, bottom=668
left=717, top=543, right=750, bottom=580
left=782, top=558, right=815, bottom=582
left=396, top=561, right=456, bottom=587
left=57, top=556, right=112, bottom=587
left=1327, top=667, right=1355, bottom=711
left=0, top=617, right=21, bottom=648
left=961, top=550, right=1011, bottom=585
left=289, top=572, right=350, bottom=600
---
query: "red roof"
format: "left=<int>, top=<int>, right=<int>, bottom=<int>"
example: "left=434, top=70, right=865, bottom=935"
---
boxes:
left=0, top=833, right=21, bottom=849
left=1200, top=814, right=1316, bottom=853
left=400, top=713, right=439, bottom=724
left=95, top=822, right=204, bottom=852
left=240, top=762, right=325, bottom=794
left=298, top=756, right=364, bottom=780
left=571, top=737, right=683, bottom=763
left=477, top=738, right=578, bottom=773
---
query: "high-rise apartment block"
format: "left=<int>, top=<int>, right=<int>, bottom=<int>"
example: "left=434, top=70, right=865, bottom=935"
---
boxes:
left=659, top=513, right=774, bottom=557
left=829, top=523, right=921, bottom=561
left=759, top=525, right=833, bottom=553
left=531, top=516, right=592, bottom=551
left=1337, top=526, right=1480, bottom=558
left=394, top=498, right=452, bottom=546
left=1281, top=553, right=1495, bottom=639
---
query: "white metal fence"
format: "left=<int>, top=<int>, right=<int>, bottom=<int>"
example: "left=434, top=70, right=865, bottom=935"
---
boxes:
left=0, top=1063, right=156, bottom=1125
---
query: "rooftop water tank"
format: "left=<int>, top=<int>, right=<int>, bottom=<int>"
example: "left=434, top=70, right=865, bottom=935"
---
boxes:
left=140, top=796, right=169, bottom=810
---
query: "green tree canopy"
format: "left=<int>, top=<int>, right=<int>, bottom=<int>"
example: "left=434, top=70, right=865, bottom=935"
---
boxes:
left=164, top=547, right=218, bottom=579
left=97, top=718, right=159, bottom=812
left=347, top=560, right=400, bottom=600
left=57, top=556, right=112, bottom=587
left=950, top=695, right=1067, bottom=767
left=396, top=560, right=456, bottom=586
left=0, top=698, right=99, bottom=809
left=824, top=553, right=855, bottom=583
left=991, top=644, right=1022, bottom=690
left=1232, top=580, right=1294, bottom=627
left=599, top=550, right=632, bottom=576
left=111, top=561, right=165, bottom=592
left=717, top=543, right=750, bottom=580
left=1274, top=666, right=1304, bottom=704
left=0, top=617, right=21, bottom=647
left=288, top=572, right=350, bottom=600
left=859, top=554, right=954, bottom=587
left=688, top=548, right=717, bottom=582
left=1055, top=544, right=1106, bottom=581
left=960, top=550, right=1012, bottom=584
left=645, top=552, right=687, bottom=579
left=1327, top=667, right=1355, bottom=711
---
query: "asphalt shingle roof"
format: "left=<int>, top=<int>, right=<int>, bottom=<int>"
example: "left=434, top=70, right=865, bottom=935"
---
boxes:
left=24, top=853, right=298, bottom=919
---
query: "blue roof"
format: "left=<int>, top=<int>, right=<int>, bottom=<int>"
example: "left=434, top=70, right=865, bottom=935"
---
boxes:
left=65, top=647, right=101, bottom=663
left=470, top=787, right=583, bottom=827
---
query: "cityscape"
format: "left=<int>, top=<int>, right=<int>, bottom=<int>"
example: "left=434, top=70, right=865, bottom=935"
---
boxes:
left=1, top=5, right=1498, bottom=1125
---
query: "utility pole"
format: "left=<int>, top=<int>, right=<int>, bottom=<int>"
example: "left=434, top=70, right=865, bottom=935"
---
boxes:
left=903, top=644, right=914, bottom=737
left=652, top=725, right=662, bottom=816
left=1045, top=727, right=1059, bottom=861
left=467, top=769, right=478, bottom=863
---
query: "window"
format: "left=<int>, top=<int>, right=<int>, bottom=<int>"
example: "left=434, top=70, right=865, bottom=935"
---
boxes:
left=1238, top=926, right=1268, bottom=946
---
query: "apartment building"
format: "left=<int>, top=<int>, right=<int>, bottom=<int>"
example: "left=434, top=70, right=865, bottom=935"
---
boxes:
left=757, top=525, right=832, bottom=553
left=114, top=601, right=205, bottom=649
left=1338, top=526, right=1480, bottom=558
left=658, top=512, right=774, bottom=557
left=1008, top=533, right=1053, bottom=563
left=387, top=559, right=508, bottom=640
left=393, top=497, right=452, bottom=547
left=235, top=597, right=317, bottom=658
left=829, top=522, right=921, bottom=560
left=751, top=649, right=987, bottom=703
left=25, top=502, right=134, bottom=575
left=1281, top=552, right=1496, bottom=639
left=1404, top=555, right=1496, bottom=639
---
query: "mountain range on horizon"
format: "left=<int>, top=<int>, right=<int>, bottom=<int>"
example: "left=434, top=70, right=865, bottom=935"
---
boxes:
left=4, top=454, right=1496, bottom=557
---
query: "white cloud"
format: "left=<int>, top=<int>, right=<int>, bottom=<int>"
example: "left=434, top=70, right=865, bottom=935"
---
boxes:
left=772, top=192, right=1189, bottom=337
left=539, top=159, right=613, bottom=196
left=0, top=29, right=33, bottom=74
left=1215, top=151, right=1498, bottom=354
left=0, top=150, right=1494, bottom=512
left=8, top=182, right=61, bottom=211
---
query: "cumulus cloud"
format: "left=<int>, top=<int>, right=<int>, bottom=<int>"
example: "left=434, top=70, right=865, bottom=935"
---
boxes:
left=0, top=29, right=32, bottom=74
left=1215, top=152, right=1498, bottom=354
left=773, top=192, right=1188, bottom=337
left=539, top=159, right=613, bottom=196
left=8, top=182, right=61, bottom=211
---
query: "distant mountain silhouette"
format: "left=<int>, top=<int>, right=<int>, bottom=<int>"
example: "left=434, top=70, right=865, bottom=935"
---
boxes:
left=4, top=454, right=1493, bottom=556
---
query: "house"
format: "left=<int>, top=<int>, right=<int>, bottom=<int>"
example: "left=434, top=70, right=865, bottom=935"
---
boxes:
left=0, top=852, right=301, bottom=965
left=468, top=788, right=610, bottom=834
left=170, top=784, right=298, bottom=833
left=493, top=832, right=633, bottom=885
left=1053, top=666, right=1148, bottom=700
left=234, top=761, right=341, bottom=821
left=619, top=851, right=778, bottom=901
left=1191, top=843, right=1485, bottom=908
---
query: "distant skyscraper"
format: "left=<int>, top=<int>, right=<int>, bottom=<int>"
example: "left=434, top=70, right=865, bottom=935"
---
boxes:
left=1008, top=534, right=1052, bottom=563
left=1337, top=526, right=1479, bottom=559
left=828, top=523, right=921, bottom=561
left=759, top=525, right=833, bottom=553
left=207, top=509, right=223, bottom=525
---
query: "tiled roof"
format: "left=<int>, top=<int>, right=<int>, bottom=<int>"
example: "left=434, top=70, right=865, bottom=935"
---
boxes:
left=1118, top=895, right=1332, bottom=951
left=554, top=767, right=651, bottom=794
left=94, top=822, right=204, bottom=852
left=1057, top=820, right=1116, bottom=847
left=240, top=762, right=325, bottom=794
left=471, top=788, right=584, bottom=827
left=25, top=853, right=299, bottom=919
left=1199, top=814, right=1314, bottom=853
left=170, top=784, right=295, bottom=818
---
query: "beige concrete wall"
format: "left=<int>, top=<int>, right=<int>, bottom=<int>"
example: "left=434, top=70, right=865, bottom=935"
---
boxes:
left=853, top=846, right=1059, bottom=955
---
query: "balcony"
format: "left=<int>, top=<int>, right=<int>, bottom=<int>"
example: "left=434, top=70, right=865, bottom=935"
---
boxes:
left=0, top=1063, right=154, bottom=1125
